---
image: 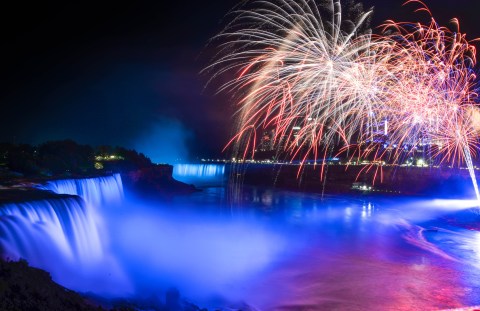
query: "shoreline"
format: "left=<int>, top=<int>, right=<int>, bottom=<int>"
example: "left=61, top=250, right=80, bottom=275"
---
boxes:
left=225, top=163, right=479, bottom=199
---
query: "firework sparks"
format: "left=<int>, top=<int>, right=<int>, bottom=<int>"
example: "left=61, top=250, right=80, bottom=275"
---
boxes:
left=209, top=0, right=390, bottom=171
left=209, top=0, right=480, bottom=195
left=380, top=0, right=479, bottom=167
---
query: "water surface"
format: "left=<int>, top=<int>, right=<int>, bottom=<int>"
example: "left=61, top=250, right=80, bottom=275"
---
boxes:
left=1, top=165, right=480, bottom=311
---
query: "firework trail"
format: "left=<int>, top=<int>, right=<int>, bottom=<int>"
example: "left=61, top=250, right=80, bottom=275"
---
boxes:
left=380, top=0, right=480, bottom=199
left=380, top=1, right=479, bottom=163
left=208, top=0, right=480, bottom=197
left=208, top=0, right=390, bottom=169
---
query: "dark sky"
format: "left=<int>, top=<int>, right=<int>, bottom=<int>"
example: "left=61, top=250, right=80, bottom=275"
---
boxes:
left=1, top=0, right=479, bottom=163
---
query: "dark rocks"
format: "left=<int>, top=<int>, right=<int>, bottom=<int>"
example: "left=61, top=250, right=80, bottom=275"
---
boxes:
left=0, top=188, right=75, bottom=204
left=165, top=288, right=181, bottom=311
left=0, top=259, right=106, bottom=311
left=0, top=259, right=213, bottom=311
left=123, top=165, right=198, bottom=198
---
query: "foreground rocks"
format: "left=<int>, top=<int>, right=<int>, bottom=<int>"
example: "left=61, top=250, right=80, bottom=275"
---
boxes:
left=0, top=259, right=215, bottom=311
left=0, top=259, right=113, bottom=311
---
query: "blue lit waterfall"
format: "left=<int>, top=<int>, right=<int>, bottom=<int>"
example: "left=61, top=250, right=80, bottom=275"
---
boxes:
left=0, top=174, right=129, bottom=295
left=0, top=197, right=102, bottom=264
left=39, top=174, right=124, bottom=206
left=1, top=171, right=479, bottom=309
left=173, top=163, right=226, bottom=185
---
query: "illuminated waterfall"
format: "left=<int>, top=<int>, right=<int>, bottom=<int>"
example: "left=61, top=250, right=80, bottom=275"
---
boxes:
left=173, top=164, right=226, bottom=185
left=0, top=197, right=102, bottom=264
left=39, top=173, right=124, bottom=206
left=0, top=174, right=124, bottom=262
left=173, top=164, right=225, bottom=178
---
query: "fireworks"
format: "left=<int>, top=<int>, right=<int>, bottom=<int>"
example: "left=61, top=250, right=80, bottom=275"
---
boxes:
left=379, top=2, right=479, bottom=166
left=208, top=0, right=385, bottom=163
left=209, top=0, right=480, bottom=181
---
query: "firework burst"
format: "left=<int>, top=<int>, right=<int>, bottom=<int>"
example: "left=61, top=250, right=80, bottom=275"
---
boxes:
left=379, top=0, right=479, bottom=167
left=208, top=0, right=391, bottom=167
left=208, top=0, right=480, bottom=191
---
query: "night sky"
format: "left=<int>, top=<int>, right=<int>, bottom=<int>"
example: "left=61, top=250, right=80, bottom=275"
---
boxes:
left=1, top=0, right=479, bottom=163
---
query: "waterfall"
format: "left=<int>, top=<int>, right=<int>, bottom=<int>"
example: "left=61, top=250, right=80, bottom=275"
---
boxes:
left=0, top=174, right=124, bottom=262
left=38, top=173, right=124, bottom=206
left=0, top=174, right=129, bottom=294
left=173, top=164, right=226, bottom=185
left=0, top=197, right=102, bottom=264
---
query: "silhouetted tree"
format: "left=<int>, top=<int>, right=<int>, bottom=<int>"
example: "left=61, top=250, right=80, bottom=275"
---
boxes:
left=0, top=140, right=157, bottom=177
left=0, top=143, right=39, bottom=176
left=99, top=146, right=153, bottom=173
left=38, top=140, right=94, bottom=175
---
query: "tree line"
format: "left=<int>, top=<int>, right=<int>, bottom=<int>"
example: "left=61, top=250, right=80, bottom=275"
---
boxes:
left=0, top=140, right=153, bottom=177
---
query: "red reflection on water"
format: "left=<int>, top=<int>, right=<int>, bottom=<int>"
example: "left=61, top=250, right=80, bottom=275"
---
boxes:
left=250, top=249, right=466, bottom=310
left=246, top=233, right=467, bottom=310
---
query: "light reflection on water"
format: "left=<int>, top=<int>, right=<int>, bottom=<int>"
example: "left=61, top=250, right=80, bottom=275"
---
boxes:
left=141, top=186, right=480, bottom=310
left=2, top=167, right=480, bottom=310
left=131, top=164, right=480, bottom=308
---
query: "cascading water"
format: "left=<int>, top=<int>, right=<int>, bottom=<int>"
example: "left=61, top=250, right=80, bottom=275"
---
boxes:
left=39, top=173, right=124, bottom=206
left=173, top=163, right=225, bottom=178
left=0, top=174, right=129, bottom=295
left=1, top=170, right=479, bottom=309
left=173, top=163, right=226, bottom=185
left=0, top=197, right=102, bottom=264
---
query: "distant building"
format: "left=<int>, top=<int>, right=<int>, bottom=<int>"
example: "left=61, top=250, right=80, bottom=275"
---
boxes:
left=259, top=130, right=275, bottom=152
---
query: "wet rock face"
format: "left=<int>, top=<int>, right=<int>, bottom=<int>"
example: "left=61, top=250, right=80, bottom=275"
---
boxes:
left=123, top=165, right=198, bottom=198
left=126, top=165, right=174, bottom=183
left=0, top=188, right=75, bottom=204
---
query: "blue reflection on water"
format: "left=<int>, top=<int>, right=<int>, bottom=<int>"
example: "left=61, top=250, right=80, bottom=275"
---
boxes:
left=1, top=168, right=480, bottom=310
left=116, top=188, right=480, bottom=310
